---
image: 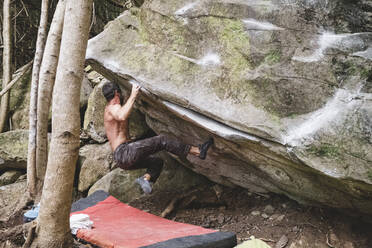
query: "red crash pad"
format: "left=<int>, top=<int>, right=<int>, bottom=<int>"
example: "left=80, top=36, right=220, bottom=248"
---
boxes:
left=71, top=196, right=216, bottom=248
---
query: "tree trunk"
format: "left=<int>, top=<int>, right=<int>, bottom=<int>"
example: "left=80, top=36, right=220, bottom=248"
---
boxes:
left=0, top=0, right=12, bottom=132
left=34, top=0, right=66, bottom=202
left=27, top=0, right=49, bottom=198
left=31, top=0, right=92, bottom=247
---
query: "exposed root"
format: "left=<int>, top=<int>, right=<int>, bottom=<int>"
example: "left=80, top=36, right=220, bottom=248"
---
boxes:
left=0, top=192, right=33, bottom=224
left=160, top=184, right=228, bottom=218
left=22, top=221, right=36, bottom=248
left=160, top=188, right=199, bottom=218
left=0, top=221, right=34, bottom=243
left=260, top=238, right=275, bottom=243
left=326, top=232, right=335, bottom=248
left=161, top=197, right=179, bottom=218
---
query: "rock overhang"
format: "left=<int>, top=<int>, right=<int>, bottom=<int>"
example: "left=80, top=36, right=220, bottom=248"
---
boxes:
left=86, top=0, right=372, bottom=219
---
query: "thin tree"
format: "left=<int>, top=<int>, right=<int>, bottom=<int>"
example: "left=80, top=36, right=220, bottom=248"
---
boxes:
left=27, top=0, right=49, bottom=198
left=0, top=0, right=12, bottom=132
left=30, top=0, right=92, bottom=246
left=34, top=0, right=66, bottom=202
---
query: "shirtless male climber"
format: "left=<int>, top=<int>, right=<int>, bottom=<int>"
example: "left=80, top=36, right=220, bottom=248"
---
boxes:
left=103, top=82, right=214, bottom=194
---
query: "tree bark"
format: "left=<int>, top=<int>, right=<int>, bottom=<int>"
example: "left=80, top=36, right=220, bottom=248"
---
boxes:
left=31, top=0, right=92, bottom=247
left=35, top=0, right=66, bottom=202
left=0, top=0, right=13, bottom=132
left=27, top=0, right=49, bottom=198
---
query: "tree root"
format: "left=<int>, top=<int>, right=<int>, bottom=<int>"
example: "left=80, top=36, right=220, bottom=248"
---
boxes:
left=22, top=221, right=36, bottom=248
left=160, top=188, right=199, bottom=218
left=160, top=185, right=228, bottom=218
left=160, top=197, right=179, bottom=218
left=326, top=232, right=335, bottom=248
left=0, top=221, right=35, bottom=243
left=0, top=191, right=33, bottom=224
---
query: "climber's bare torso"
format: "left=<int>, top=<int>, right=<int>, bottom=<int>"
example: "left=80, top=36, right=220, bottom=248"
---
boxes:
left=104, top=107, right=130, bottom=151
left=104, top=84, right=141, bottom=151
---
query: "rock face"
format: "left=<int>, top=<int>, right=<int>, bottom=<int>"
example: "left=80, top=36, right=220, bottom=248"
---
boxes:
left=0, top=180, right=27, bottom=222
left=77, top=142, right=113, bottom=192
left=8, top=69, right=94, bottom=131
left=83, top=81, right=109, bottom=142
left=86, top=0, right=372, bottom=218
left=9, top=69, right=32, bottom=130
left=80, top=75, right=94, bottom=110
left=89, top=152, right=210, bottom=203
left=0, top=130, right=29, bottom=170
left=0, top=170, right=24, bottom=186
left=88, top=168, right=144, bottom=203
left=0, top=180, right=26, bottom=209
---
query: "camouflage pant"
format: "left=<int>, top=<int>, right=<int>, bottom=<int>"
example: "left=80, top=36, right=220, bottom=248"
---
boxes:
left=114, top=134, right=190, bottom=182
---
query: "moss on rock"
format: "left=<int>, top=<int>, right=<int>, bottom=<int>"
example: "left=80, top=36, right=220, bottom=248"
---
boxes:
left=264, top=50, right=281, bottom=65
left=9, top=70, right=32, bottom=130
left=306, top=144, right=340, bottom=158
left=0, top=130, right=28, bottom=170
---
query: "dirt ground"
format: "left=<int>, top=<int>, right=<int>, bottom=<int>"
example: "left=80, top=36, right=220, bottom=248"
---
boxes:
left=1, top=185, right=372, bottom=248
left=129, top=185, right=372, bottom=248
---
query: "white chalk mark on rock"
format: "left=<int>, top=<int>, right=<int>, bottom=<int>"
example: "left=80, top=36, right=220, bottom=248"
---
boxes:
left=173, top=52, right=221, bottom=66
left=292, top=32, right=354, bottom=62
left=284, top=86, right=362, bottom=146
left=175, top=2, right=197, bottom=16
left=243, top=19, right=284, bottom=31
left=352, top=47, right=372, bottom=61
left=197, top=53, right=221, bottom=66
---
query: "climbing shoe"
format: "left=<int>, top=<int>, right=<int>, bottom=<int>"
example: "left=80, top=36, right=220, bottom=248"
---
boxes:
left=198, top=137, right=214, bottom=160
left=135, top=176, right=152, bottom=194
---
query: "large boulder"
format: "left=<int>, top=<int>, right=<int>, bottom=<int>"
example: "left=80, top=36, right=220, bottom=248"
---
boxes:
left=83, top=81, right=108, bottom=142
left=0, top=170, right=24, bottom=186
left=86, top=0, right=372, bottom=218
left=0, top=130, right=28, bottom=170
left=0, top=180, right=26, bottom=209
left=88, top=168, right=144, bottom=203
left=78, top=142, right=112, bottom=192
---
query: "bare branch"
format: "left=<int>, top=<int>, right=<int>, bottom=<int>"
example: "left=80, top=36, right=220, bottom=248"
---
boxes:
left=0, top=61, right=32, bottom=97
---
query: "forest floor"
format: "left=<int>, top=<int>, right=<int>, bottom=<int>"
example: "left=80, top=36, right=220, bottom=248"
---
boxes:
left=1, top=185, right=372, bottom=248
left=129, top=186, right=372, bottom=248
